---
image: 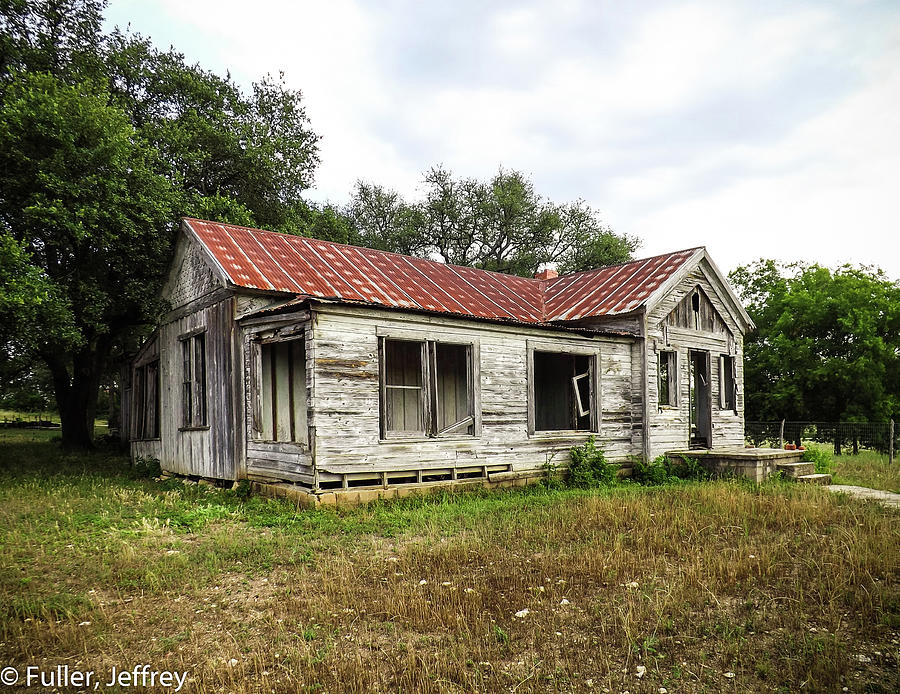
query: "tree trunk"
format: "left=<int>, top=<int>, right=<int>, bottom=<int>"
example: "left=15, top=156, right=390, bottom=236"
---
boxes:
left=43, top=339, right=110, bottom=449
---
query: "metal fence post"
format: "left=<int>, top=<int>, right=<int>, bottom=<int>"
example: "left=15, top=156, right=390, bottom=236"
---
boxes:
left=779, top=419, right=785, bottom=449
left=891, top=419, right=895, bottom=465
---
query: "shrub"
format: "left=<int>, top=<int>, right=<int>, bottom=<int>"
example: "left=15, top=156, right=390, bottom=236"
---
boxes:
left=668, top=455, right=709, bottom=481
left=801, top=446, right=834, bottom=474
left=567, top=436, right=616, bottom=488
left=631, top=455, right=709, bottom=485
left=231, top=479, right=253, bottom=501
left=631, top=455, right=671, bottom=485
left=134, top=455, right=162, bottom=478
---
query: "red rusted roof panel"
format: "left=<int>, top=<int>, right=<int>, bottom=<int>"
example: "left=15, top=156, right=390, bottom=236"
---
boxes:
left=184, top=218, right=700, bottom=324
left=544, top=249, right=699, bottom=320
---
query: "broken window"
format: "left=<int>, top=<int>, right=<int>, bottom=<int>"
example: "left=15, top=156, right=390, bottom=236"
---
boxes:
left=533, top=351, right=594, bottom=432
left=719, top=354, right=737, bottom=411
left=180, top=332, right=206, bottom=428
left=258, top=339, right=308, bottom=444
left=381, top=338, right=475, bottom=438
left=133, top=360, right=160, bottom=439
left=658, top=350, right=677, bottom=407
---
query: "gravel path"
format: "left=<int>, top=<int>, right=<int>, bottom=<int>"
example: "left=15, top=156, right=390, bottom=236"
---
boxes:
left=828, top=485, right=900, bottom=508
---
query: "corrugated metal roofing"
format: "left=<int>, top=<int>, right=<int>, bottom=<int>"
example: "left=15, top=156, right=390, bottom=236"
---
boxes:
left=185, top=218, right=700, bottom=325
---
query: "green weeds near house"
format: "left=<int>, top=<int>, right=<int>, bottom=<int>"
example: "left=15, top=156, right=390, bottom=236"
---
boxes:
left=566, top=436, right=617, bottom=488
left=801, top=445, right=835, bottom=475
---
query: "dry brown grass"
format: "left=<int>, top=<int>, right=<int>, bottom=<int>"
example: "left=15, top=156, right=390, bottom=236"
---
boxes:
left=1, top=443, right=898, bottom=693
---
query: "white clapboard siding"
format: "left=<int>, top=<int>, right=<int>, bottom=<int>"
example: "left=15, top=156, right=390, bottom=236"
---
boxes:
left=644, top=261, right=746, bottom=458
left=306, top=305, right=639, bottom=478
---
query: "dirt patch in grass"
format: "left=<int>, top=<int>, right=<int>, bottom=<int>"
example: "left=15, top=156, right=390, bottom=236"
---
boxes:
left=1, top=442, right=898, bottom=692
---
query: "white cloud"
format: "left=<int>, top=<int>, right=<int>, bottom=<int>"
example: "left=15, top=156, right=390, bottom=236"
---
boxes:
left=104, top=0, right=900, bottom=278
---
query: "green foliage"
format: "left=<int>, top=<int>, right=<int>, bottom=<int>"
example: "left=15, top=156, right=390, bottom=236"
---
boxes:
left=348, top=166, right=639, bottom=278
left=493, top=625, right=510, bottom=645
left=729, top=260, right=900, bottom=424
left=672, top=455, right=710, bottom=481
left=133, top=455, right=162, bottom=478
left=0, top=1, right=321, bottom=446
left=0, top=70, right=177, bottom=445
left=631, top=455, right=709, bottom=485
left=631, top=456, right=672, bottom=485
left=104, top=30, right=320, bottom=229
left=801, top=446, right=834, bottom=475
left=567, top=436, right=617, bottom=488
left=231, top=478, right=253, bottom=501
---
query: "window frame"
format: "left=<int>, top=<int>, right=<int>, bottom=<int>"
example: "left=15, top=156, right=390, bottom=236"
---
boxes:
left=179, top=328, right=208, bottom=430
left=377, top=329, right=480, bottom=441
left=658, top=349, right=678, bottom=409
left=132, top=357, right=161, bottom=440
left=719, top=354, right=737, bottom=413
left=251, top=336, right=309, bottom=445
left=526, top=340, right=601, bottom=437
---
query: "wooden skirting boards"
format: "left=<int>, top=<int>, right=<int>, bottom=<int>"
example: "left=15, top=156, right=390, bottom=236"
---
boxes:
left=249, top=473, right=548, bottom=508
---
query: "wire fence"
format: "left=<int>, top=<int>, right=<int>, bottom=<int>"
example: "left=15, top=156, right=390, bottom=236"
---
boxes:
left=745, top=420, right=896, bottom=461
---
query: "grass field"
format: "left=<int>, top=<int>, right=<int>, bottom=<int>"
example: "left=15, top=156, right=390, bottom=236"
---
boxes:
left=1, top=441, right=898, bottom=693
left=0, top=413, right=109, bottom=445
left=831, top=449, right=900, bottom=493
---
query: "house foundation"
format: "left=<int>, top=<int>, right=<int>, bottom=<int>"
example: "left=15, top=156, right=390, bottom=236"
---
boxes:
left=666, top=447, right=806, bottom=483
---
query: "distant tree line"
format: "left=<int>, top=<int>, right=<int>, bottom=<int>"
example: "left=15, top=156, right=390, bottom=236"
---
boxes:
left=0, top=0, right=636, bottom=447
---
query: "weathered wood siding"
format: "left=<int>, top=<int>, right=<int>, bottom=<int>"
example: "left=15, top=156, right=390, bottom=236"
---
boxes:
left=165, top=235, right=223, bottom=310
left=304, top=306, right=639, bottom=482
left=131, top=297, right=236, bottom=479
left=645, top=260, right=745, bottom=458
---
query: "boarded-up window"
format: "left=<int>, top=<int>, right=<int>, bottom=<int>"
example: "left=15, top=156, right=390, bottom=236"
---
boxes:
left=719, top=354, right=737, bottom=411
left=659, top=350, right=677, bottom=407
left=381, top=338, right=475, bottom=437
left=533, top=351, right=593, bottom=432
left=134, top=360, right=160, bottom=439
left=258, top=340, right=308, bottom=444
left=180, top=332, right=207, bottom=427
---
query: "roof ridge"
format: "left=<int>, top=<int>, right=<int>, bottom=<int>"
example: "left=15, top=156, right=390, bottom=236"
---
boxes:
left=545, top=245, right=705, bottom=285
left=183, top=217, right=702, bottom=324
left=183, top=217, right=540, bottom=286
left=183, top=216, right=698, bottom=286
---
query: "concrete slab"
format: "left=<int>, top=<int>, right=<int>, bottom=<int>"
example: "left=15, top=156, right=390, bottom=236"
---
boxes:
left=827, top=485, right=900, bottom=508
left=667, top=448, right=806, bottom=483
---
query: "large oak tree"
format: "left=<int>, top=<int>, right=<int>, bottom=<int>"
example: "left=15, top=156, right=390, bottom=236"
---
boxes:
left=1, top=0, right=321, bottom=447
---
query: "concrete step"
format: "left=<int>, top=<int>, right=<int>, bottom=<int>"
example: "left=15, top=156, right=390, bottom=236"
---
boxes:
left=797, top=473, right=832, bottom=485
left=776, top=461, right=815, bottom=478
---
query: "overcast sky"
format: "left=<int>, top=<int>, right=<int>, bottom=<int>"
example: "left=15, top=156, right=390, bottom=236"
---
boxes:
left=105, top=0, right=900, bottom=279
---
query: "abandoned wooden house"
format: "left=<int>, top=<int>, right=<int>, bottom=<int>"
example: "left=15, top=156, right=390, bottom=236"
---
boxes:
left=123, top=218, right=754, bottom=503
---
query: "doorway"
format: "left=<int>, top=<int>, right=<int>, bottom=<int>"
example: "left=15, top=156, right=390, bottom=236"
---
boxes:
left=689, top=350, right=711, bottom=448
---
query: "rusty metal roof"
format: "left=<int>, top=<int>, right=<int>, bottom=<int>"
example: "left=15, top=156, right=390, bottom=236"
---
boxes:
left=184, top=218, right=700, bottom=325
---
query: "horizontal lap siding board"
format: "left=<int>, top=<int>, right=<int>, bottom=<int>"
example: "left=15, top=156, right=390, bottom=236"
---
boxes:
left=246, top=441, right=314, bottom=484
left=309, top=307, right=638, bottom=479
left=157, top=297, right=235, bottom=480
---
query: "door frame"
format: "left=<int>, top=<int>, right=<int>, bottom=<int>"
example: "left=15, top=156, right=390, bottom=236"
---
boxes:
left=688, top=349, right=712, bottom=449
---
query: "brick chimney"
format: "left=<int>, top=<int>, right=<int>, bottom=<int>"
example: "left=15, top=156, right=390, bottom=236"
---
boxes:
left=534, top=267, right=558, bottom=280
